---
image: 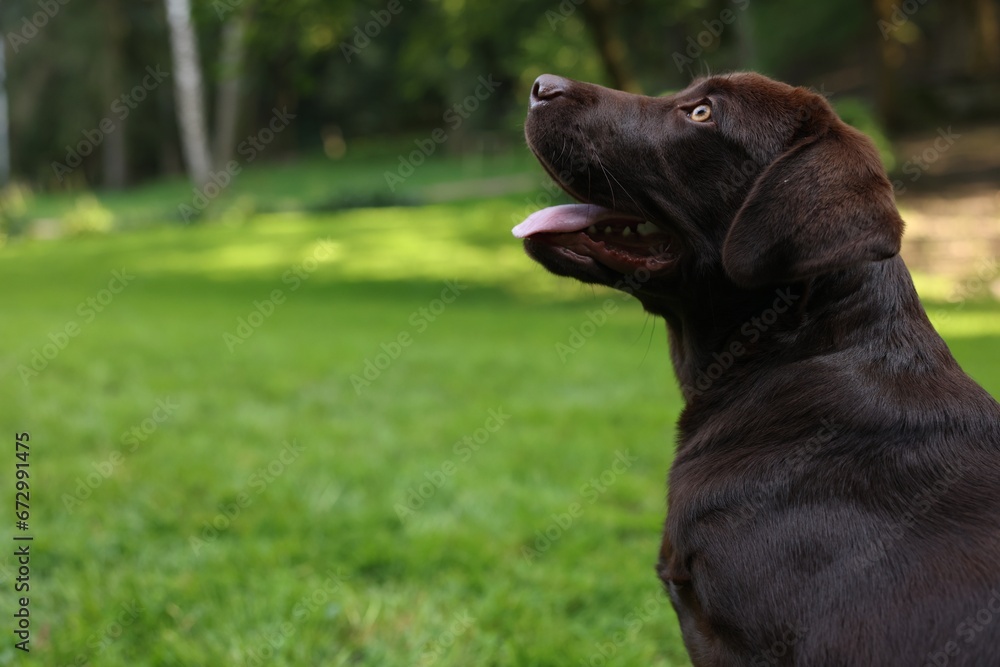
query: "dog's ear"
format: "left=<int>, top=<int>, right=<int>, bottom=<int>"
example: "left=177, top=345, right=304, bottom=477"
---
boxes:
left=721, top=127, right=903, bottom=288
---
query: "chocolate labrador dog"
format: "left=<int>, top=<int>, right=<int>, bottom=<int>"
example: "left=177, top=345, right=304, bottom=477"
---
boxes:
left=513, top=72, right=1000, bottom=666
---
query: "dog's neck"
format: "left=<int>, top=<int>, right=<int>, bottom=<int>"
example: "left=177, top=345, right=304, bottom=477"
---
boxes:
left=647, top=257, right=954, bottom=407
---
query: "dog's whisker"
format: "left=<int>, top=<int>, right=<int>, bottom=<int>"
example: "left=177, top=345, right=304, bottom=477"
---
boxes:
left=604, top=164, right=651, bottom=220
left=585, top=136, right=650, bottom=220
left=589, top=143, right=618, bottom=211
left=598, top=160, right=616, bottom=211
left=638, top=314, right=657, bottom=368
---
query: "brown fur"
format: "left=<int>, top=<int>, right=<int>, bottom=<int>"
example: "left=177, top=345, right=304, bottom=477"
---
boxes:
left=520, top=72, right=1000, bottom=666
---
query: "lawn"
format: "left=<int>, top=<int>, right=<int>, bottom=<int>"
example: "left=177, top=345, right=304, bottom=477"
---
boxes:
left=1, top=158, right=998, bottom=666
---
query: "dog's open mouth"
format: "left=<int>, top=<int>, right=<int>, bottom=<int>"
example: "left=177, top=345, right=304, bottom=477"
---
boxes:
left=512, top=204, right=678, bottom=275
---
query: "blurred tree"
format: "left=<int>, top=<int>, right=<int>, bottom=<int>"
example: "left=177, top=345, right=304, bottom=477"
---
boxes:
left=578, top=0, right=640, bottom=92
left=969, top=0, right=1000, bottom=74
left=873, top=0, right=904, bottom=127
left=165, top=0, right=212, bottom=186
left=0, top=36, right=8, bottom=186
left=0, top=0, right=998, bottom=189
left=211, top=1, right=250, bottom=168
left=100, top=0, right=128, bottom=189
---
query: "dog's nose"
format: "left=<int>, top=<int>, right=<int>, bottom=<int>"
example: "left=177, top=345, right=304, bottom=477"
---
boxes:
left=530, top=74, right=568, bottom=108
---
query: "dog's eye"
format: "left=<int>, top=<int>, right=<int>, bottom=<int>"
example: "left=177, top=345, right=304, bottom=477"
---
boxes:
left=689, top=104, right=712, bottom=122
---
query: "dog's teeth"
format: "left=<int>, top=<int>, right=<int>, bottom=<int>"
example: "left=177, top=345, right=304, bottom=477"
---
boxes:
left=588, top=225, right=597, bottom=234
left=622, top=227, right=632, bottom=237
left=604, top=226, right=613, bottom=234
left=636, top=221, right=658, bottom=236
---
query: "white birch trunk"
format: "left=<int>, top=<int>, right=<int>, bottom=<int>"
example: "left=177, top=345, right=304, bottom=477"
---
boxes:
left=165, top=0, right=212, bottom=187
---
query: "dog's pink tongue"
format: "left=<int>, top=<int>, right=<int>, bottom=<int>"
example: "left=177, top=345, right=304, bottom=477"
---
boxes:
left=512, top=204, right=612, bottom=239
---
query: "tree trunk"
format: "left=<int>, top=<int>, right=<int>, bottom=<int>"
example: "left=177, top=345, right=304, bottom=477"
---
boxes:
left=0, top=36, right=10, bottom=186
left=212, top=11, right=248, bottom=169
left=873, top=0, right=903, bottom=130
left=101, top=110, right=128, bottom=189
left=734, top=3, right=757, bottom=71
left=165, top=0, right=212, bottom=187
left=101, top=0, right=128, bottom=189
left=971, top=0, right=1000, bottom=74
left=578, top=0, right=641, bottom=93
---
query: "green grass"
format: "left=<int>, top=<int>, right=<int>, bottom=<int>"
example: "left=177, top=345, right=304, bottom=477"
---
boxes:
left=1, top=164, right=998, bottom=665
left=6, top=145, right=541, bottom=232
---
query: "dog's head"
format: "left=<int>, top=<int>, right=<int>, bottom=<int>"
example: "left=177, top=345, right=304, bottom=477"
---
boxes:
left=514, top=73, right=903, bottom=314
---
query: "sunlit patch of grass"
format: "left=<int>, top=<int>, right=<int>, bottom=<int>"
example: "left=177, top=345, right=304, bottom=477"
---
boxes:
left=927, top=306, right=1000, bottom=338
left=10, top=197, right=610, bottom=302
